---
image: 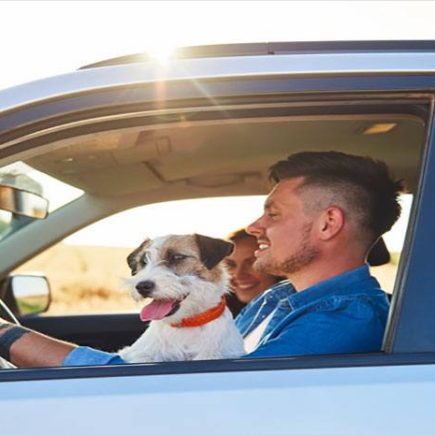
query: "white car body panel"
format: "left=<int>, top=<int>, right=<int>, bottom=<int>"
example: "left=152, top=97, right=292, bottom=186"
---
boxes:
left=1, top=364, right=434, bottom=435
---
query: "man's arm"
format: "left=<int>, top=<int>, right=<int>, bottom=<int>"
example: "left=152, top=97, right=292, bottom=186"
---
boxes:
left=0, top=319, right=76, bottom=368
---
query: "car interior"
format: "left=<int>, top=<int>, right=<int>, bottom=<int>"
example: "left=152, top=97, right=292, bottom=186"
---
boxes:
left=0, top=95, right=428, bottom=362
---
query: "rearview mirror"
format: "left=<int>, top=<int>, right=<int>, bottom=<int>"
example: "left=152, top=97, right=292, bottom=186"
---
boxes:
left=8, top=275, right=51, bottom=316
left=0, top=184, right=49, bottom=219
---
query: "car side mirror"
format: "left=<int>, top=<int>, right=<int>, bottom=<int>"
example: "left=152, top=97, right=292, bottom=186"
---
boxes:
left=7, top=275, right=51, bottom=316
left=0, top=184, right=49, bottom=219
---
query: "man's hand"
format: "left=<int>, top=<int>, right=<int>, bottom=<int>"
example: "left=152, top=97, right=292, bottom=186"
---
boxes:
left=0, top=318, right=77, bottom=368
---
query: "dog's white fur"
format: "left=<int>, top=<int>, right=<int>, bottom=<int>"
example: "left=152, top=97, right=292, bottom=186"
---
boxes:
left=119, top=234, right=245, bottom=363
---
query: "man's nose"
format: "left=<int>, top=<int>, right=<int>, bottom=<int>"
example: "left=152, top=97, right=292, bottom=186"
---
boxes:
left=246, top=216, right=263, bottom=237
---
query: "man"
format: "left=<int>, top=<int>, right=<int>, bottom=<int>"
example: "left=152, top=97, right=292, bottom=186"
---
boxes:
left=237, top=151, right=401, bottom=357
left=0, top=151, right=403, bottom=367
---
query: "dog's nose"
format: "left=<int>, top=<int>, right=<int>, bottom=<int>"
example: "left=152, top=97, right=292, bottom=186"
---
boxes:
left=136, top=280, right=155, bottom=297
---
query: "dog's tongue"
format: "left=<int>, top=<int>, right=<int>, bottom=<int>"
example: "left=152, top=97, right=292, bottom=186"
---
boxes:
left=140, top=299, right=176, bottom=322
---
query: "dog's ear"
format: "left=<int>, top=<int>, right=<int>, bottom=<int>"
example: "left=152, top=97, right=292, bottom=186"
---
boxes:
left=194, top=234, right=234, bottom=270
left=126, top=251, right=139, bottom=274
left=127, top=238, right=150, bottom=275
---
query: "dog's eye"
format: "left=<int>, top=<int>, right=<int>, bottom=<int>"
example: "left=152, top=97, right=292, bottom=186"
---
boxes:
left=139, top=257, right=147, bottom=268
left=167, top=252, right=189, bottom=263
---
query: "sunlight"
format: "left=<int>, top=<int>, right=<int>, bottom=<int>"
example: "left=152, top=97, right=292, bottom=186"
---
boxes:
left=145, top=42, right=176, bottom=64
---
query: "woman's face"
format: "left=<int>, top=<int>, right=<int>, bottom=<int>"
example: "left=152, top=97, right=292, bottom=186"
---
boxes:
left=225, top=237, right=278, bottom=304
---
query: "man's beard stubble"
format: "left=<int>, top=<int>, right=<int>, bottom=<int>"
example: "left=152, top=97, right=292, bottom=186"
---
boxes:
left=254, top=223, right=320, bottom=276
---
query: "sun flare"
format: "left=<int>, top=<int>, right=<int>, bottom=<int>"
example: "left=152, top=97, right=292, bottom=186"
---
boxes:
left=145, top=43, right=177, bottom=63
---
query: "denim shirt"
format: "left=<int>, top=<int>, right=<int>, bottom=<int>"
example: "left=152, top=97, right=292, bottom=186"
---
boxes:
left=63, top=264, right=389, bottom=366
left=236, top=264, right=390, bottom=358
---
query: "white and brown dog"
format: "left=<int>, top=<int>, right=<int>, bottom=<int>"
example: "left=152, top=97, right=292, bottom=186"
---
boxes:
left=119, top=234, right=245, bottom=363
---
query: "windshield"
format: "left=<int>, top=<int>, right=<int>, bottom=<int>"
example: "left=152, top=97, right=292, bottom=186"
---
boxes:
left=0, top=162, right=83, bottom=241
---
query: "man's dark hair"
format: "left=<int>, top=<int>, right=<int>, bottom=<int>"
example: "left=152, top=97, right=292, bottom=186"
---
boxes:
left=269, top=151, right=404, bottom=242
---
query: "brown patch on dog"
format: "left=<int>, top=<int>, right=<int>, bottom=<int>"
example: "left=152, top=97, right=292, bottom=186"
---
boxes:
left=194, top=234, right=234, bottom=270
left=127, top=238, right=151, bottom=275
left=158, top=235, right=231, bottom=283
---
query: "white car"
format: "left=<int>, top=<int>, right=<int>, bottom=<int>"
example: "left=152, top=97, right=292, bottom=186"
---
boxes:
left=0, top=42, right=434, bottom=434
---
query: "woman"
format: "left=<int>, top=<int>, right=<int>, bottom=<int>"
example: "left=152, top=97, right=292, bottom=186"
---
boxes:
left=225, top=229, right=282, bottom=317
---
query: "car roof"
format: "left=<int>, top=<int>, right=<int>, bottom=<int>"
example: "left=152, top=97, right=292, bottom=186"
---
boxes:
left=3, top=41, right=435, bottom=113
left=80, top=41, right=435, bottom=69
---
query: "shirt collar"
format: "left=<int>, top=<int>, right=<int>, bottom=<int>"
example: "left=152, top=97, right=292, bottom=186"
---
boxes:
left=261, top=279, right=296, bottom=302
left=287, top=264, right=379, bottom=310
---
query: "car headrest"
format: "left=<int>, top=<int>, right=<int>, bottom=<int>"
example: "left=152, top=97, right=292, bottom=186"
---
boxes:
left=367, top=237, right=390, bottom=266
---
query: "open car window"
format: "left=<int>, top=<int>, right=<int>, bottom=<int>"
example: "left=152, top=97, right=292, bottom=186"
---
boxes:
left=0, top=89, right=430, bottom=373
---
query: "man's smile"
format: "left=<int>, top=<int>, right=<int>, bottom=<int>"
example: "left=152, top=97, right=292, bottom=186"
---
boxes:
left=255, top=240, right=270, bottom=257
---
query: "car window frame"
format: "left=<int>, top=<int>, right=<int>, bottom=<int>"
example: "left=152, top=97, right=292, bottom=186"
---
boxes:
left=384, top=97, right=435, bottom=353
left=1, top=71, right=435, bottom=382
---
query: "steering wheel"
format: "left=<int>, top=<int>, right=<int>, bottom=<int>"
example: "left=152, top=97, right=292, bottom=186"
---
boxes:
left=0, top=298, right=19, bottom=368
left=0, top=297, right=20, bottom=325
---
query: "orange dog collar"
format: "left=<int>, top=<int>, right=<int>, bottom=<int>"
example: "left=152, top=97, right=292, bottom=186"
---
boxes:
left=170, top=296, right=226, bottom=328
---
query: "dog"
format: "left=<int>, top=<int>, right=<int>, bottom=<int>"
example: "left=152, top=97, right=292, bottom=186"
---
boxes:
left=119, top=233, right=245, bottom=363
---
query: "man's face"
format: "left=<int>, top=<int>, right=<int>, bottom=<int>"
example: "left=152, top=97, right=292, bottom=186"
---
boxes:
left=247, top=177, right=320, bottom=277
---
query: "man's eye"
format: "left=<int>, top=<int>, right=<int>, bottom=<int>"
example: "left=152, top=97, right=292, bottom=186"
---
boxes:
left=268, top=212, right=279, bottom=219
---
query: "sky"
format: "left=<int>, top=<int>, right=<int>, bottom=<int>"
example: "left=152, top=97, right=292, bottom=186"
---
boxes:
left=0, top=0, right=427, bottom=250
left=2, top=1, right=435, bottom=91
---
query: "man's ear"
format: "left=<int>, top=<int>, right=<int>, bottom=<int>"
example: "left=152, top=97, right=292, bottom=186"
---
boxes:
left=317, top=206, right=345, bottom=241
left=194, top=234, right=234, bottom=270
